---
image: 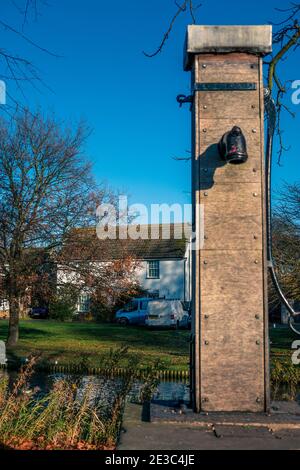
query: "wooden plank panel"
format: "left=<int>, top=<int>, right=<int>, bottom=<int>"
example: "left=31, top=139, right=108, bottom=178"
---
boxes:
left=197, top=142, right=261, bottom=185
left=200, top=182, right=262, bottom=216
left=200, top=250, right=264, bottom=311
left=199, top=164, right=261, bottom=185
left=198, top=118, right=261, bottom=152
left=200, top=182, right=262, bottom=250
left=201, top=304, right=264, bottom=329
left=196, top=52, right=259, bottom=65
left=199, top=90, right=259, bottom=120
left=199, top=250, right=265, bottom=412
left=201, top=214, right=262, bottom=251
left=200, top=350, right=265, bottom=412
left=196, top=116, right=262, bottom=185
left=196, top=53, right=259, bottom=83
left=191, top=53, right=268, bottom=413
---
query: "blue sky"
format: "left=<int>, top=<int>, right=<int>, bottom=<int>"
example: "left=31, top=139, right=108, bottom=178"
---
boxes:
left=1, top=0, right=299, bottom=222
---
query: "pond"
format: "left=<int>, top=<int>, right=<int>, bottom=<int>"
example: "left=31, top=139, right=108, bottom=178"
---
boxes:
left=0, top=369, right=190, bottom=403
left=1, top=370, right=299, bottom=405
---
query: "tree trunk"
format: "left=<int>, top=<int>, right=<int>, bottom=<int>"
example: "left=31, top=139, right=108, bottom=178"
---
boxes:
left=19, top=296, right=29, bottom=319
left=6, top=295, right=20, bottom=347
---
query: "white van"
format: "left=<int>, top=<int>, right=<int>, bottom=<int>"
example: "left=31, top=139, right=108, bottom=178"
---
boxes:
left=145, top=300, right=189, bottom=329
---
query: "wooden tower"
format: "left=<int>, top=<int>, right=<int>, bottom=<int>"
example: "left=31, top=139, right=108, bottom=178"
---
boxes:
left=184, top=25, right=272, bottom=412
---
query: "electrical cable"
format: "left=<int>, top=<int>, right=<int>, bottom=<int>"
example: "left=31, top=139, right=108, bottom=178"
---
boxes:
left=264, top=88, right=300, bottom=336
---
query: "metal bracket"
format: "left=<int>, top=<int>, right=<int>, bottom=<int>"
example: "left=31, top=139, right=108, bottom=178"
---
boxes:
left=176, top=94, right=194, bottom=107
left=195, top=82, right=257, bottom=92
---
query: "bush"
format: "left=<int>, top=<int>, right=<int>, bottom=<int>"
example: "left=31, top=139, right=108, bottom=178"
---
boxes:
left=49, top=300, right=74, bottom=321
left=49, top=285, right=78, bottom=322
left=90, top=300, right=113, bottom=323
left=271, top=358, right=300, bottom=401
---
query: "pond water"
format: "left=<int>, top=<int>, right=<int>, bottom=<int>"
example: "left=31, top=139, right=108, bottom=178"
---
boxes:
left=0, top=369, right=190, bottom=404
left=1, top=370, right=299, bottom=406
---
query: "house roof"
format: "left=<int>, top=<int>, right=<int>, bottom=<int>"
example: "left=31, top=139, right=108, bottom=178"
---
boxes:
left=64, top=223, right=192, bottom=261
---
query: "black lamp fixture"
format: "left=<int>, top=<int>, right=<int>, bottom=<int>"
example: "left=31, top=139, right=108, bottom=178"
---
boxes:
left=218, top=126, right=248, bottom=164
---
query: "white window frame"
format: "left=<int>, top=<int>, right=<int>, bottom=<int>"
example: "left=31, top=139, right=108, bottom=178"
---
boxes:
left=147, top=260, right=160, bottom=279
left=78, top=293, right=90, bottom=313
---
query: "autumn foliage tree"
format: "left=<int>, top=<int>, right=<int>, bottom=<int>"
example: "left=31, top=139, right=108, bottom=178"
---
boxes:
left=57, top=228, right=141, bottom=322
left=0, top=110, right=138, bottom=346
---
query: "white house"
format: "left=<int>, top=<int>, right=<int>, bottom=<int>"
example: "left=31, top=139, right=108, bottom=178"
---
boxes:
left=132, top=225, right=192, bottom=302
left=0, top=224, right=192, bottom=317
left=58, top=224, right=192, bottom=314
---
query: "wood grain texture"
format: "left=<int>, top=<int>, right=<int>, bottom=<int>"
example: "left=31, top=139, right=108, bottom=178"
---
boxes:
left=199, top=90, right=259, bottom=120
left=259, top=57, right=271, bottom=412
left=199, top=249, right=265, bottom=412
left=196, top=53, right=259, bottom=83
left=201, top=215, right=262, bottom=251
left=200, top=250, right=264, bottom=312
left=191, top=53, right=269, bottom=412
left=191, top=64, right=201, bottom=413
left=200, top=182, right=262, bottom=251
left=196, top=115, right=263, bottom=184
left=198, top=119, right=261, bottom=154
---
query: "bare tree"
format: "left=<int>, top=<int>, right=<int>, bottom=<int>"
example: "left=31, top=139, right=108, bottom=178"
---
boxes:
left=268, top=182, right=300, bottom=308
left=144, top=2, right=300, bottom=166
left=0, top=1, right=59, bottom=114
left=266, top=3, right=300, bottom=164
left=0, top=109, right=137, bottom=346
left=143, top=1, right=201, bottom=57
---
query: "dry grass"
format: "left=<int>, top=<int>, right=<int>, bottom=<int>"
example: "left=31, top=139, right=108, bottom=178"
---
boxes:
left=0, top=349, right=141, bottom=450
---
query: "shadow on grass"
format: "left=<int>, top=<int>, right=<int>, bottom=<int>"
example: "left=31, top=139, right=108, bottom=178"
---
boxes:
left=0, top=321, right=189, bottom=370
left=0, top=319, right=188, bottom=350
left=6, top=346, right=78, bottom=370
left=0, top=322, right=54, bottom=341
left=270, top=326, right=298, bottom=351
left=18, top=327, right=54, bottom=340
left=67, top=323, right=189, bottom=349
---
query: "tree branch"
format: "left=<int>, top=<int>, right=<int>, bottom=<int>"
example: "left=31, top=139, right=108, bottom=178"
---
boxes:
left=143, top=0, right=201, bottom=58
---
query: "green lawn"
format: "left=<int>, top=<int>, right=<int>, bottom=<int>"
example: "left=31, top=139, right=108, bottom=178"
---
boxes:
left=270, top=324, right=300, bottom=355
left=0, top=320, right=190, bottom=371
left=0, top=320, right=298, bottom=372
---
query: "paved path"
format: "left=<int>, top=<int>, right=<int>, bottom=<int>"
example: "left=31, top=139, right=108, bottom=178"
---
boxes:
left=118, top=402, right=300, bottom=450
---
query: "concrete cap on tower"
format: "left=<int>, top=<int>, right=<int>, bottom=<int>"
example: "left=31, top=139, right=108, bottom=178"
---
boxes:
left=184, top=25, right=272, bottom=70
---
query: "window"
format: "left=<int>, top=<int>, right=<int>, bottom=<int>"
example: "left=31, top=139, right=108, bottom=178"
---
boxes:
left=140, top=300, right=149, bottom=310
left=78, top=294, right=90, bottom=313
left=147, top=260, right=160, bottom=279
left=124, top=300, right=138, bottom=312
left=149, top=290, right=160, bottom=299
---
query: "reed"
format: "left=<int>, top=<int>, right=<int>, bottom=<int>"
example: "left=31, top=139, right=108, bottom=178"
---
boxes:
left=0, top=348, right=145, bottom=450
